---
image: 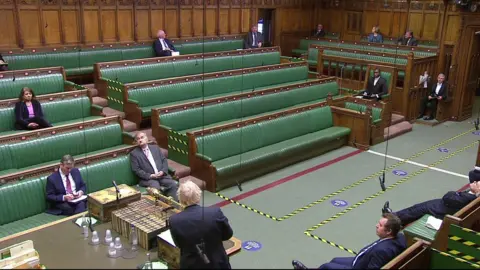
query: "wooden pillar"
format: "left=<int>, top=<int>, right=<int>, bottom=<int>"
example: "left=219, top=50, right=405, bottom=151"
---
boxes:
left=402, top=52, right=414, bottom=118
left=317, top=47, right=324, bottom=75
left=13, top=0, right=24, bottom=48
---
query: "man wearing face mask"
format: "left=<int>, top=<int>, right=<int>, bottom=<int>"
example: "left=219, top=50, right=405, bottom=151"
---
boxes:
left=292, top=213, right=406, bottom=269
left=45, top=155, right=87, bottom=216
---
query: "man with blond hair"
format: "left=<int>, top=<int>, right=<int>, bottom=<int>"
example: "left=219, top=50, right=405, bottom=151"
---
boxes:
left=153, top=29, right=176, bottom=57
left=169, top=180, right=234, bottom=269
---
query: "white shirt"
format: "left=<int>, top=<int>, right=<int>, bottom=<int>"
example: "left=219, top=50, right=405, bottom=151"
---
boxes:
left=435, top=83, right=442, bottom=95
left=419, top=75, right=429, bottom=88
left=373, top=77, right=380, bottom=86
left=159, top=38, right=168, bottom=50
left=252, top=32, right=256, bottom=46
left=143, top=146, right=159, bottom=174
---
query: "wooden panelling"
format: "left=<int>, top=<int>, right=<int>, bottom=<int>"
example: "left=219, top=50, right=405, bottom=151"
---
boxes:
left=241, top=8, right=250, bottom=32
left=444, top=15, right=460, bottom=44
left=135, top=10, right=150, bottom=41
left=192, top=9, right=204, bottom=36
left=62, top=10, right=79, bottom=43
left=180, top=9, right=192, bottom=37
left=230, top=8, right=240, bottom=33
left=150, top=9, right=164, bottom=37
left=422, top=13, right=439, bottom=40
left=101, top=10, right=116, bottom=42
left=219, top=8, right=229, bottom=34
left=19, top=10, right=42, bottom=46
left=43, top=10, right=61, bottom=44
left=165, top=9, right=177, bottom=37
left=205, top=9, right=216, bottom=36
left=407, top=13, right=423, bottom=36
left=117, top=10, right=133, bottom=41
left=84, top=10, right=100, bottom=43
left=0, top=10, right=17, bottom=47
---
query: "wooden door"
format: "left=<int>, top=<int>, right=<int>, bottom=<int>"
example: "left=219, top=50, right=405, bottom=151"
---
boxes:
left=459, top=28, right=480, bottom=120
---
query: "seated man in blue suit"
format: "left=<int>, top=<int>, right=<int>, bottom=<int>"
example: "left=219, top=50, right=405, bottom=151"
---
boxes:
left=45, top=155, right=87, bottom=216
left=169, top=180, right=234, bottom=269
left=153, top=29, right=177, bottom=57
left=292, top=213, right=406, bottom=269
left=382, top=169, right=480, bottom=226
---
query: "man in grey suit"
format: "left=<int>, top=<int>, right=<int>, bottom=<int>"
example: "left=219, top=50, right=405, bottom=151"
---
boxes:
left=130, top=132, right=179, bottom=201
left=244, top=25, right=263, bottom=49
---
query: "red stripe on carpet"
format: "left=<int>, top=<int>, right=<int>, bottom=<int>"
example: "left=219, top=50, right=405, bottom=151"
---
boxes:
left=214, top=149, right=364, bottom=208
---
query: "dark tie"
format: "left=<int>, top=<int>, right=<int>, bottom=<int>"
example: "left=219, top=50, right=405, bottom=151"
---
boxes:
left=66, top=174, right=72, bottom=194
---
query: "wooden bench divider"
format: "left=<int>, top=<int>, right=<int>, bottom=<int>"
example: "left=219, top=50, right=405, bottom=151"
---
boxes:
left=151, top=77, right=338, bottom=149
left=382, top=238, right=431, bottom=269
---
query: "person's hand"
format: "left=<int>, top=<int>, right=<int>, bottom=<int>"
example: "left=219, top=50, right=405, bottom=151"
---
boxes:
left=75, top=190, right=83, bottom=198
left=27, top=123, right=37, bottom=128
left=64, top=194, right=74, bottom=201
left=470, top=182, right=480, bottom=195
left=155, top=171, right=164, bottom=178
left=438, top=96, right=443, bottom=101
left=428, top=96, right=433, bottom=100
left=258, top=42, right=262, bottom=48
left=150, top=174, right=157, bottom=179
left=363, top=92, right=368, bottom=96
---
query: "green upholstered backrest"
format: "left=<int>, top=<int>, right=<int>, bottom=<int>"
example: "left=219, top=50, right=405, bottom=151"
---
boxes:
left=120, top=46, right=156, bottom=60
left=0, top=123, right=122, bottom=171
left=129, top=64, right=308, bottom=108
left=100, top=51, right=281, bottom=84
left=160, top=81, right=339, bottom=131
left=195, top=106, right=333, bottom=162
left=0, top=144, right=14, bottom=172
left=345, top=102, right=382, bottom=123
left=2, top=54, right=48, bottom=70
left=0, top=96, right=91, bottom=133
left=0, top=155, right=137, bottom=225
left=430, top=248, right=479, bottom=269
left=177, top=39, right=244, bottom=55
left=0, top=73, right=65, bottom=100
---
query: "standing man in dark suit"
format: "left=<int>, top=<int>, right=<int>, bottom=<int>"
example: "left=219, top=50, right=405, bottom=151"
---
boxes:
left=382, top=169, right=480, bottom=226
left=45, top=155, right=87, bottom=216
left=169, top=180, right=234, bottom=269
left=417, top=73, right=447, bottom=120
left=313, top=24, right=326, bottom=38
left=360, top=68, right=388, bottom=101
left=244, top=25, right=263, bottom=49
left=397, top=30, right=418, bottom=46
left=153, top=29, right=177, bottom=57
left=130, top=132, right=178, bottom=201
left=292, top=213, right=406, bottom=269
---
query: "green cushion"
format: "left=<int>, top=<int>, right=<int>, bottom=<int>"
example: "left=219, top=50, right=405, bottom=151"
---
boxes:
left=0, top=73, right=65, bottom=100
left=345, top=102, right=382, bottom=123
left=402, top=214, right=437, bottom=242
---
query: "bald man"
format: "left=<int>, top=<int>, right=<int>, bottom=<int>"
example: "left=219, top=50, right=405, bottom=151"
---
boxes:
left=130, top=132, right=178, bottom=201
left=153, top=30, right=177, bottom=57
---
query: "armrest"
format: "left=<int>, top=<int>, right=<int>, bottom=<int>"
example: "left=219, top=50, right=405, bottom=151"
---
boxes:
left=64, top=80, right=86, bottom=90
left=91, top=104, right=103, bottom=112
left=159, top=124, right=173, bottom=130
left=128, top=99, right=139, bottom=105
left=196, top=153, right=213, bottom=162
left=122, top=131, right=135, bottom=140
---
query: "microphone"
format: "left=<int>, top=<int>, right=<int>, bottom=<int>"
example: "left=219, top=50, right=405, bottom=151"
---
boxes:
left=195, top=242, right=210, bottom=264
left=112, top=180, right=120, bottom=193
left=379, top=173, right=386, bottom=191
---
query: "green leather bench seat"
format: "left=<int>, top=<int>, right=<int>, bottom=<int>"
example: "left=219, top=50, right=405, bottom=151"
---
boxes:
left=176, top=39, right=244, bottom=55
left=402, top=214, right=437, bottom=243
left=0, top=96, right=100, bottom=137
left=0, top=155, right=138, bottom=238
left=159, top=81, right=342, bottom=133
left=0, top=122, right=128, bottom=176
left=101, top=51, right=281, bottom=84
left=291, top=35, right=340, bottom=55
left=129, top=65, right=310, bottom=117
left=0, top=72, right=65, bottom=100
left=195, top=106, right=350, bottom=190
left=3, top=39, right=244, bottom=77
left=345, top=102, right=382, bottom=124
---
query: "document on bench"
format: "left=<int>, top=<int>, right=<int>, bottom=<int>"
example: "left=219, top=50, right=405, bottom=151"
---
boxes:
left=158, top=229, right=176, bottom=247
left=425, top=216, right=443, bottom=231
left=70, top=195, right=87, bottom=203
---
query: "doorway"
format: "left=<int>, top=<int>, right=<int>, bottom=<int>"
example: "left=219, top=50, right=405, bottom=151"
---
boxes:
left=257, top=9, right=275, bottom=47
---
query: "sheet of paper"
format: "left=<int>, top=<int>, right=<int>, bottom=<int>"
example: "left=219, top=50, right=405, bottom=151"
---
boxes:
left=158, top=229, right=176, bottom=247
left=425, top=215, right=442, bottom=231
left=70, top=195, right=87, bottom=203
left=171, top=51, right=180, bottom=56
left=74, top=216, right=98, bottom=227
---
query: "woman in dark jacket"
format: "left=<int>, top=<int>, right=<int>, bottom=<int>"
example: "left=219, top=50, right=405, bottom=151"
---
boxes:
left=14, top=87, right=52, bottom=130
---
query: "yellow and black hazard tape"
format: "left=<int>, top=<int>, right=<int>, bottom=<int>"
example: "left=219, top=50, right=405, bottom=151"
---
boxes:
left=303, top=232, right=357, bottom=255
left=215, top=128, right=475, bottom=222
left=460, top=226, right=480, bottom=237
left=436, top=248, right=480, bottom=268
left=449, top=235, right=480, bottom=249
left=303, top=140, right=478, bottom=255
left=168, top=144, right=188, bottom=155
left=168, top=135, right=188, bottom=146
left=447, top=249, right=480, bottom=264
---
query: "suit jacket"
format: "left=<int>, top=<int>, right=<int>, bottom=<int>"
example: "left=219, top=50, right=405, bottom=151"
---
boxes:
left=441, top=191, right=477, bottom=211
left=313, top=29, right=325, bottom=38
left=153, top=38, right=176, bottom=57
left=397, top=36, right=418, bottom=46
left=130, top=144, right=169, bottom=182
left=244, top=31, right=263, bottom=49
left=367, top=33, right=383, bottom=43
left=429, top=82, right=448, bottom=100
left=169, top=204, right=233, bottom=269
left=45, top=168, right=86, bottom=215
left=352, top=234, right=407, bottom=269
left=14, top=100, right=45, bottom=126
left=365, top=76, right=388, bottom=97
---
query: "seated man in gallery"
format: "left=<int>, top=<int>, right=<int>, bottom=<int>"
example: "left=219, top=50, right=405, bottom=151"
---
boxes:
left=357, top=68, right=388, bottom=101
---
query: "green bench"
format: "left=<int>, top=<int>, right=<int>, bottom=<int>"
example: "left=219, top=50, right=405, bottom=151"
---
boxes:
left=0, top=116, right=132, bottom=177
left=360, top=36, right=439, bottom=48
left=291, top=35, right=340, bottom=55
left=190, top=105, right=351, bottom=191
left=0, top=67, right=84, bottom=101
left=152, top=78, right=344, bottom=165
left=2, top=36, right=245, bottom=78
left=121, top=61, right=312, bottom=127
left=0, top=153, right=139, bottom=239
left=98, top=47, right=284, bottom=108
left=0, top=90, right=103, bottom=138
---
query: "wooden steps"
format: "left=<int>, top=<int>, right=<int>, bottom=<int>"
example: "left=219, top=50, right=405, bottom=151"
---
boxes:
left=384, top=113, right=413, bottom=141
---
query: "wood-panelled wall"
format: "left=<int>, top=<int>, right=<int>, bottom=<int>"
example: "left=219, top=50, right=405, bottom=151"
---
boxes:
left=0, top=0, right=313, bottom=49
